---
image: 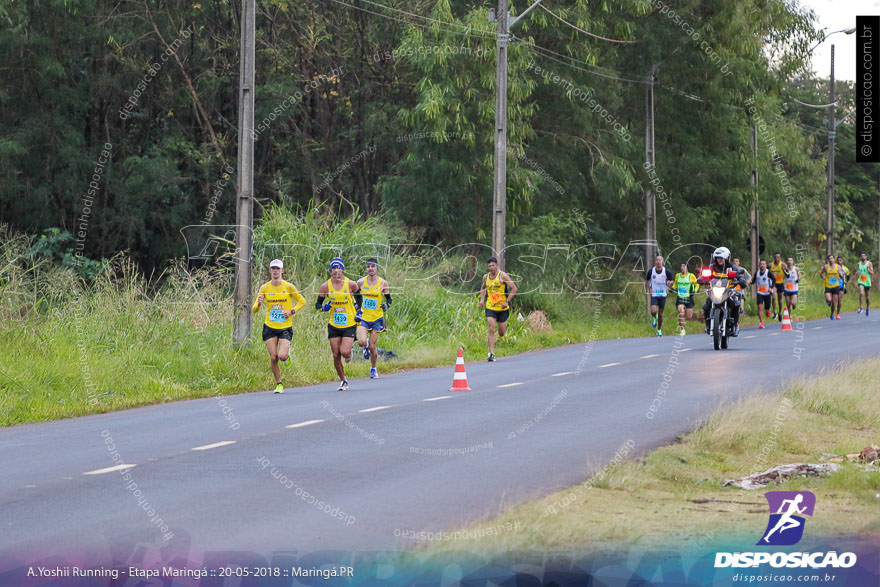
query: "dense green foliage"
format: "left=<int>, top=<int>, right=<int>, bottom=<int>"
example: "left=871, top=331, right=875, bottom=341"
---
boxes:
left=0, top=0, right=877, bottom=270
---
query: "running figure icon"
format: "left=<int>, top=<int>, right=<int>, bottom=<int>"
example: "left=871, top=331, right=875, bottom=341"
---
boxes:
left=758, top=491, right=815, bottom=546
left=762, top=494, right=806, bottom=543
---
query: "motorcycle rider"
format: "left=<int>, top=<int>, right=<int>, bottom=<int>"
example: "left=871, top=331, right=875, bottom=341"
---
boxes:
left=699, top=247, right=748, bottom=337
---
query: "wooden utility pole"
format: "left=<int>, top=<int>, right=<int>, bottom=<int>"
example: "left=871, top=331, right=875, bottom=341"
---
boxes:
left=492, top=0, right=509, bottom=268
left=645, top=66, right=657, bottom=271
left=826, top=44, right=836, bottom=258
left=750, top=124, right=759, bottom=275
left=233, top=0, right=255, bottom=345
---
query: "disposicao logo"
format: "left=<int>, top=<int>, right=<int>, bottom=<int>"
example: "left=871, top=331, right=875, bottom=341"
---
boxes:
left=714, top=490, right=858, bottom=569
left=759, top=490, right=815, bottom=546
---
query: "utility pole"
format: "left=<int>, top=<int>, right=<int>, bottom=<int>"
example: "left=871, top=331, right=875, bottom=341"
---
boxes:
left=492, top=0, right=509, bottom=268
left=750, top=124, right=759, bottom=275
left=490, top=0, right=543, bottom=269
left=233, top=0, right=255, bottom=345
left=644, top=65, right=657, bottom=273
left=826, top=44, right=836, bottom=258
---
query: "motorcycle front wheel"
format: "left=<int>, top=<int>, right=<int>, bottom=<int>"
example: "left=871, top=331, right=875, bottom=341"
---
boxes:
left=712, top=307, right=722, bottom=350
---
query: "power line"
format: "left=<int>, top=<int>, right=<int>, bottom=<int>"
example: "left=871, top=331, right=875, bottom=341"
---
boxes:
left=538, top=3, right=637, bottom=44
left=526, top=41, right=648, bottom=84
left=319, top=0, right=495, bottom=41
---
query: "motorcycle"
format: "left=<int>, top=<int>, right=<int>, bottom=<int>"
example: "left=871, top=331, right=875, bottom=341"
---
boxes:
left=701, top=268, right=741, bottom=351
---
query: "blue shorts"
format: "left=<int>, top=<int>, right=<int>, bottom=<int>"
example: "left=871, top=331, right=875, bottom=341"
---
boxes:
left=359, top=317, right=387, bottom=332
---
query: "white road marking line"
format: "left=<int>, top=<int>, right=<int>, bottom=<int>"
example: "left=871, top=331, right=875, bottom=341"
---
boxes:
left=424, top=395, right=454, bottom=401
left=813, top=326, right=824, bottom=330
left=552, top=371, right=575, bottom=377
left=359, top=405, right=391, bottom=413
left=599, top=362, right=621, bottom=368
left=286, top=419, right=324, bottom=429
left=744, top=335, right=756, bottom=339
left=83, top=464, right=136, bottom=475
left=191, top=440, right=236, bottom=451
left=25, top=484, right=36, bottom=488
left=680, top=348, right=693, bottom=352
left=640, top=354, right=659, bottom=359
left=770, top=332, right=781, bottom=336
left=498, top=382, right=523, bottom=388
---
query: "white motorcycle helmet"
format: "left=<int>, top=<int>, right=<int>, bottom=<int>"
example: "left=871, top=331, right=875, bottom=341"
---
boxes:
left=712, top=247, right=731, bottom=264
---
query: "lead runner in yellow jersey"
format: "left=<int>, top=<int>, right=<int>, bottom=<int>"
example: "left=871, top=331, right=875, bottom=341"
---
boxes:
left=252, top=259, right=307, bottom=393
left=478, top=256, right=518, bottom=362
left=356, top=258, right=391, bottom=380
left=316, top=257, right=361, bottom=391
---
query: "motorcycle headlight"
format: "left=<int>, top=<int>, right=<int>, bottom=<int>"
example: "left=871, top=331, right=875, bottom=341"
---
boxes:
left=711, top=286, right=726, bottom=299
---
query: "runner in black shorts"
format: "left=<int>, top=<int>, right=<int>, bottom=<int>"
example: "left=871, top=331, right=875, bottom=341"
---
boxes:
left=252, top=259, right=306, bottom=393
left=478, top=256, right=517, bottom=361
left=316, top=257, right=361, bottom=390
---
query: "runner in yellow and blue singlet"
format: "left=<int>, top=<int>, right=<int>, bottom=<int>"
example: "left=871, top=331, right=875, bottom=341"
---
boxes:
left=316, top=257, right=361, bottom=390
left=356, top=257, right=391, bottom=379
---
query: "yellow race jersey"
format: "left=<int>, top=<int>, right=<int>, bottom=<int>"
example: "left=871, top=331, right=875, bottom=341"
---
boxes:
left=327, top=277, right=357, bottom=328
left=360, top=276, right=385, bottom=322
left=253, top=280, right=306, bottom=329
left=769, top=260, right=785, bottom=283
left=485, top=272, right=508, bottom=311
left=824, top=264, right=843, bottom=289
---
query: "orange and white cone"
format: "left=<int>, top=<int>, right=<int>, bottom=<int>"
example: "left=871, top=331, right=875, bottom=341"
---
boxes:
left=781, top=308, right=792, bottom=331
left=450, top=348, right=472, bottom=391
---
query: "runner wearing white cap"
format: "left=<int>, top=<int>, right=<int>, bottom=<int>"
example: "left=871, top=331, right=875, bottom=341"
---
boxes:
left=253, top=259, right=306, bottom=393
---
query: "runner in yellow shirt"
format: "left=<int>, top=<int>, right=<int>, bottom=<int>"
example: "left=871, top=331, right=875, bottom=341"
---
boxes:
left=769, top=252, right=786, bottom=321
left=820, top=254, right=844, bottom=320
left=315, top=257, right=361, bottom=390
left=252, top=259, right=306, bottom=393
left=356, top=258, right=391, bottom=379
left=478, top=256, right=517, bottom=362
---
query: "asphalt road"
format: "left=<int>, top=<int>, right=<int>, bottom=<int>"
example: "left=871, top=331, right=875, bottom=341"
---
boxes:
left=2, top=311, right=879, bottom=564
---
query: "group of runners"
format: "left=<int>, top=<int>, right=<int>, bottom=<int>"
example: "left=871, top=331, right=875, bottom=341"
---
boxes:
left=252, top=255, right=517, bottom=391
left=253, top=257, right=392, bottom=392
left=252, top=249, right=875, bottom=391
left=645, top=251, right=875, bottom=336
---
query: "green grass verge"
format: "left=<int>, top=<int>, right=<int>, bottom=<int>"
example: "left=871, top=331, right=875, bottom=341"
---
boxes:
left=1, top=211, right=874, bottom=426
left=415, top=358, right=880, bottom=554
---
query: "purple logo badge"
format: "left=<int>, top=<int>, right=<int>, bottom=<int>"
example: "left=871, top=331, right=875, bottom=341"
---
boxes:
left=758, top=491, right=816, bottom=546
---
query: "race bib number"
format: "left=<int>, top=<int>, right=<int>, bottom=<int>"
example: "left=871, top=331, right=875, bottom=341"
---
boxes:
left=859, top=274, right=869, bottom=283
left=757, top=285, right=768, bottom=294
left=269, top=304, right=284, bottom=323
left=653, top=288, right=667, bottom=297
left=488, top=292, right=505, bottom=305
left=677, top=285, right=690, bottom=297
left=364, top=297, right=378, bottom=310
left=829, top=277, right=839, bottom=286
left=333, top=309, right=348, bottom=326
left=785, top=283, right=797, bottom=291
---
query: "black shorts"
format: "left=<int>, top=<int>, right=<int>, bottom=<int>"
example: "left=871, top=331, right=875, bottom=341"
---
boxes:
left=263, top=324, right=293, bottom=341
left=784, top=290, right=798, bottom=298
left=327, top=324, right=357, bottom=339
left=756, top=293, right=772, bottom=307
left=676, top=297, right=694, bottom=309
left=859, top=283, right=871, bottom=291
left=825, top=287, right=840, bottom=295
left=650, top=296, right=667, bottom=310
left=774, top=283, right=785, bottom=293
left=485, top=308, right=509, bottom=323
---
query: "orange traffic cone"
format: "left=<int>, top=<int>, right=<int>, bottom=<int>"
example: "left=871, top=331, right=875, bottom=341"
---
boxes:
left=781, top=308, right=792, bottom=331
left=450, top=348, right=472, bottom=391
